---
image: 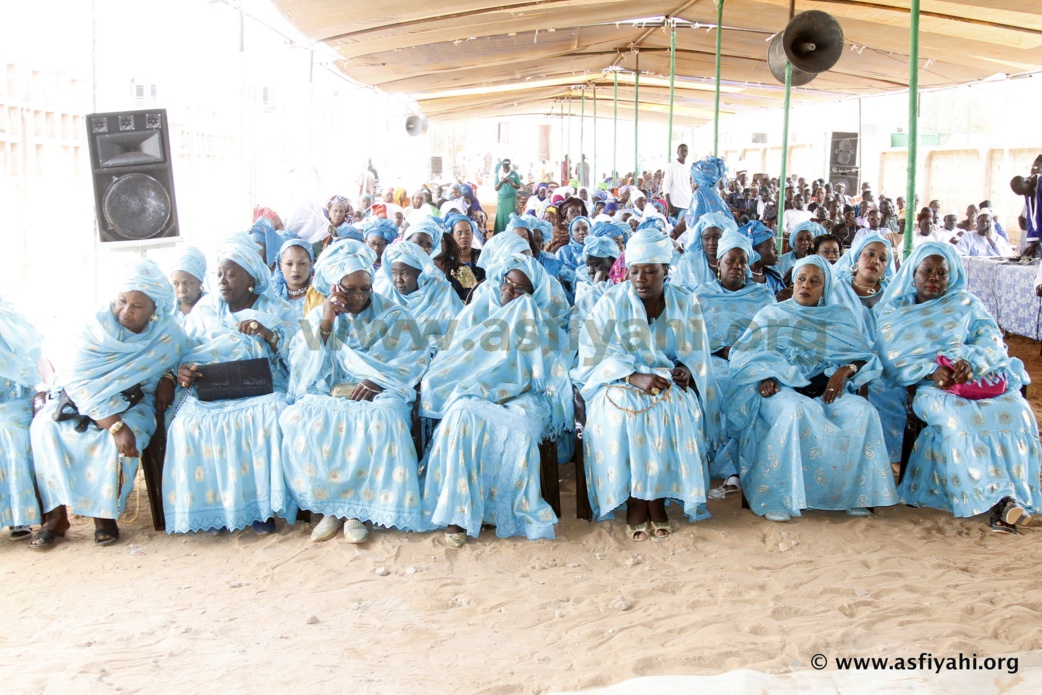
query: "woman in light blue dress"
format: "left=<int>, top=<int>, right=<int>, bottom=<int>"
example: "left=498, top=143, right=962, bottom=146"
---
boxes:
left=373, top=240, right=464, bottom=357
left=168, top=246, right=207, bottom=325
left=362, top=217, right=400, bottom=271
left=0, top=296, right=43, bottom=540
left=570, top=235, right=621, bottom=339
left=165, top=233, right=299, bottom=535
left=281, top=241, right=431, bottom=543
left=726, top=255, right=897, bottom=522
left=740, top=221, right=785, bottom=295
left=31, top=260, right=185, bottom=548
left=572, top=230, right=721, bottom=541
left=692, top=232, right=775, bottom=487
left=777, top=221, right=826, bottom=279
left=420, top=253, right=572, bottom=546
left=876, top=241, right=1041, bottom=533
left=271, top=238, right=317, bottom=318
left=555, top=215, right=592, bottom=272
left=829, top=233, right=906, bottom=463
left=672, top=212, right=738, bottom=291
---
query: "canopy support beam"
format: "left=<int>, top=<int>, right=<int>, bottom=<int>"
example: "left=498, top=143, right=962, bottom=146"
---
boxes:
left=903, top=0, right=921, bottom=260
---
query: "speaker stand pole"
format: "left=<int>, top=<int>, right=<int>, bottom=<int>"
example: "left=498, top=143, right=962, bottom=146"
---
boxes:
left=613, top=70, right=618, bottom=186
left=777, top=61, right=792, bottom=255
left=903, top=0, right=921, bottom=261
left=713, top=1, right=724, bottom=158
left=668, top=19, right=676, bottom=163
left=634, top=52, right=640, bottom=187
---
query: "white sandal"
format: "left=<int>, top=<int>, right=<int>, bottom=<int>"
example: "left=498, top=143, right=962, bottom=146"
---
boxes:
left=765, top=511, right=791, bottom=522
left=343, top=518, right=369, bottom=544
left=310, top=515, right=343, bottom=542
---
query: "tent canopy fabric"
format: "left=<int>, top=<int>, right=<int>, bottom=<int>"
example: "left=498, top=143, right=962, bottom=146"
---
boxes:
left=271, top=0, right=1042, bottom=124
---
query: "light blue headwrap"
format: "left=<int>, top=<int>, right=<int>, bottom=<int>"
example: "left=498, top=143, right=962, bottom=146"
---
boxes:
left=690, top=211, right=739, bottom=240
left=363, top=217, right=399, bottom=244
left=878, top=240, right=965, bottom=309
left=406, top=216, right=445, bottom=258
left=312, top=240, right=378, bottom=295
left=590, top=221, right=624, bottom=239
left=791, top=254, right=835, bottom=304
left=833, top=232, right=893, bottom=281
left=271, top=238, right=315, bottom=301
left=789, top=220, right=827, bottom=249
left=508, top=213, right=534, bottom=231
left=443, top=212, right=477, bottom=236
left=568, top=215, right=592, bottom=240
left=487, top=252, right=554, bottom=315
left=477, top=230, right=531, bottom=271
left=523, top=214, right=553, bottom=239
left=381, top=239, right=437, bottom=277
left=716, top=231, right=754, bottom=260
left=249, top=217, right=296, bottom=266
left=625, top=229, right=679, bottom=267
left=580, top=235, right=622, bottom=262
left=739, top=220, right=774, bottom=248
left=336, top=223, right=364, bottom=242
left=170, top=246, right=207, bottom=283
left=120, top=258, right=177, bottom=316
left=216, top=232, right=275, bottom=297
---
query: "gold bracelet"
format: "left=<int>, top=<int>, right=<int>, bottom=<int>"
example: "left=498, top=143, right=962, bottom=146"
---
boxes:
left=605, top=383, right=672, bottom=415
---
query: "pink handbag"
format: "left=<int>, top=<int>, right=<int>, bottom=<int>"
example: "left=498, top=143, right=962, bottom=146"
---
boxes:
left=935, top=356, right=1007, bottom=400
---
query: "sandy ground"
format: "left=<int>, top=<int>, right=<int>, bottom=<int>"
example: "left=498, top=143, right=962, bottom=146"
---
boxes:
left=2, top=338, right=1042, bottom=694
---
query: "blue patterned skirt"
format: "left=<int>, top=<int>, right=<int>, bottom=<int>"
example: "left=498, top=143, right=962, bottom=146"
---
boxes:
left=0, top=397, right=40, bottom=527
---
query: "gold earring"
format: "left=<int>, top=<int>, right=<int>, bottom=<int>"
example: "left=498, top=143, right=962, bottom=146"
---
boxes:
left=149, top=314, right=157, bottom=322
left=248, top=285, right=255, bottom=292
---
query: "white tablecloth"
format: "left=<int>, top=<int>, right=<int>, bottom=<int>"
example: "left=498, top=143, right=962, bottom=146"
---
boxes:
left=963, top=257, right=1042, bottom=340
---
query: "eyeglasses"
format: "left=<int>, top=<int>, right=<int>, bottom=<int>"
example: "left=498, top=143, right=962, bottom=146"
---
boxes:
left=500, top=277, right=533, bottom=295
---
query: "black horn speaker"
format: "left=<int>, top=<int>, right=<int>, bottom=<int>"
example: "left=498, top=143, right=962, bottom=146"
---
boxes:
left=768, top=33, right=817, bottom=87
left=86, top=109, right=179, bottom=244
left=782, top=10, right=844, bottom=75
left=406, top=115, right=428, bottom=136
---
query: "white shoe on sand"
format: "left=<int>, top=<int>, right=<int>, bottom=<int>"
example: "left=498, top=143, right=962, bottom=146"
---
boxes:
left=343, top=518, right=369, bottom=544
left=310, top=515, right=343, bottom=542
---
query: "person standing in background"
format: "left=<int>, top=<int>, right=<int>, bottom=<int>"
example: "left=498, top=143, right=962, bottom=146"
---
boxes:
left=662, top=143, right=693, bottom=219
left=493, top=158, right=522, bottom=234
left=576, top=155, right=590, bottom=188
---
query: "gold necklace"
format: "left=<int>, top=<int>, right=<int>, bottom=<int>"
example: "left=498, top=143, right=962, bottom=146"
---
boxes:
left=851, top=278, right=878, bottom=295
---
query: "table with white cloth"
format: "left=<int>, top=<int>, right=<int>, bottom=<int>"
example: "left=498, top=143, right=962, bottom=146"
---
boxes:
left=963, top=256, right=1042, bottom=340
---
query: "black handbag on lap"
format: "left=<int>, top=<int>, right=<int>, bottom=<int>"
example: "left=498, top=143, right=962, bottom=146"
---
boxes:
left=52, top=384, right=146, bottom=432
left=194, top=358, right=273, bottom=402
left=794, top=373, right=831, bottom=399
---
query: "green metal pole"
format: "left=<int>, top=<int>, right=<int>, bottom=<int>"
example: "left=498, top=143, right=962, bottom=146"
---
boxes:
left=668, top=24, right=676, bottom=162
left=580, top=89, right=586, bottom=186
left=777, top=62, right=792, bottom=254
left=559, top=101, right=564, bottom=179
left=593, top=86, right=597, bottom=188
left=613, top=71, right=618, bottom=186
left=634, top=54, right=640, bottom=186
left=714, top=0, right=724, bottom=157
left=903, top=0, right=921, bottom=260
left=567, top=98, right=572, bottom=182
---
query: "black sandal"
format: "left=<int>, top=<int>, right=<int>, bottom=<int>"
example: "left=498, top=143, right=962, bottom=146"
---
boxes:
left=28, top=529, right=65, bottom=551
left=988, top=508, right=1018, bottom=535
left=997, top=497, right=1026, bottom=526
left=94, top=526, right=120, bottom=546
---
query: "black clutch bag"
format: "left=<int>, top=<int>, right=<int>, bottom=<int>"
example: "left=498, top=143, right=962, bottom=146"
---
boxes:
left=194, top=358, right=273, bottom=402
left=795, top=373, right=831, bottom=399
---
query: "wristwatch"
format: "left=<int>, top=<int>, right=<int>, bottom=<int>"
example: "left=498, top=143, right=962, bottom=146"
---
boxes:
left=109, top=420, right=124, bottom=435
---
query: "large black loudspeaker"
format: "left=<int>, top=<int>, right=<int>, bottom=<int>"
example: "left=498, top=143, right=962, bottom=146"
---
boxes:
left=830, top=131, right=859, bottom=167
left=86, top=109, right=179, bottom=244
left=829, top=166, right=860, bottom=193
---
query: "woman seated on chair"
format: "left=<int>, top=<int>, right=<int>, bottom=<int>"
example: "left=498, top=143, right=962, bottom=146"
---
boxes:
left=281, top=241, right=430, bottom=544
left=374, top=239, right=463, bottom=357
left=0, top=295, right=44, bottom=541
left=726, top=255, right=897, bottom=522
left=571, top=229, right=721, bottom=542
left=692, top=232, right=775, bottom=494
left=168, top=246, right=207, bottom=323
left=165, top=233, right=299, bottom=535
left=271, top=239, right=322, bottom=318
left=876, top=241, right=1041, bottom=534
left=672, top=212, right=738, bottom=291
left=740, top=221, right=785, bottom=296
left=30, top=260, right=185, bottom=548
left=777, top=220, right=826, bottom=279
left=420, top=253, right=572, bottom=546
left=830, top=233, right=906, bottom=465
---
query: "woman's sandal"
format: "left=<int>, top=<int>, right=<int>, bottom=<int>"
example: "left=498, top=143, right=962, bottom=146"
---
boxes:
left=9, top=525, right=32, bottom=541
left=649, top=520, right=671, bottom=540
left=94, top=526, right=120, bottom=546
left=721, top=475, right=741, bottom=495
left=989, top=512, right=1018, bottom=535
left=997, top=497, right=1026, bottom=526
left=28, top=528, right=66, bottom=551
left=626, top=522, right=650, bottom=542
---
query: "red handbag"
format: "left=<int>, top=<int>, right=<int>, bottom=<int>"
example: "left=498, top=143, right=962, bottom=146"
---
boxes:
left=935, top=356, right=1007, bottom=400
